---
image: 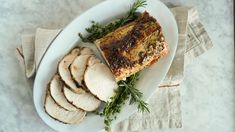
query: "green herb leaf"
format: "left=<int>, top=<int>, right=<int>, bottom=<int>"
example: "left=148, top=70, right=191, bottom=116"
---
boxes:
left=78, top=0, right=147, bottom=43
left=102, top=72, right=149, bottom=131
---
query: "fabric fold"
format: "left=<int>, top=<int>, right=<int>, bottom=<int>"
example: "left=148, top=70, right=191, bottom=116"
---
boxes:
left=21, top=34, right=35, bottom=78
left=34, top=28, right=61, bottom=71
left=184, top=8, right=213, bottom=67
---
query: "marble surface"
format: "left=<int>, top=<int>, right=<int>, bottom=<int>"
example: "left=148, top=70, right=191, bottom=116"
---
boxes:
left=0, top=0, right=234, bottom=132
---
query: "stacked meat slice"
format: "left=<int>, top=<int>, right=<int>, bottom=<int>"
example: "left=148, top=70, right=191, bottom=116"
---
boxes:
left=44, top=47, right=117, bottom=124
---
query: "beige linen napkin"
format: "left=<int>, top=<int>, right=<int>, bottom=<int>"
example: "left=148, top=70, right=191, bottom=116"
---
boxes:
left=15, top=7, right=212, bottom=132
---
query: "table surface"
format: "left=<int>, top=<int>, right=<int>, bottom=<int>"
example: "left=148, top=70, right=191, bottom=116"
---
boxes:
left=0, top=0, right=234, bottom=132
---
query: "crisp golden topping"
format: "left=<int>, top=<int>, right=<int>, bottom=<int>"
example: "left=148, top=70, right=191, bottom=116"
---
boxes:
left=96, top=11, right=168, bottom=80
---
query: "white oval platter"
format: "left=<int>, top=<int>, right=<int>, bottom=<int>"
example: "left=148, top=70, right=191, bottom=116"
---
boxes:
left=33, top=0, right=178, bottom=131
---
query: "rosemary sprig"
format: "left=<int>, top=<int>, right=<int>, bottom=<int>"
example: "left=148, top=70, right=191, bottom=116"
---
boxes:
left=102, top=84, right=129, bottom=130
left=119, top=72, right=149, bottom=112
left=79, top=0, right=147, bottom=43
left=102, top=73, right=149, bottom=131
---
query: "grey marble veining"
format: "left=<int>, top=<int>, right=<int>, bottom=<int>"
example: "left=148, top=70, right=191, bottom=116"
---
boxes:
left=0, top=0, right=234, bottom=132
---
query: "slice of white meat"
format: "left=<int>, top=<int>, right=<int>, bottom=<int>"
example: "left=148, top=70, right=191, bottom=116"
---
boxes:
left=84, top=63, right=117, bottom=102
left=58, top=48, right=80, bottom=93
left=49, top=74, right=78, bottom=111
left=63, top=86, right=101, bottom=111
left=44, top=90, right=86, bottom=124
left=80, top=47, right=93, bottom=55
left=87, top=56, right=101, bottom=66
left=70, top=55, right=91, bottom=87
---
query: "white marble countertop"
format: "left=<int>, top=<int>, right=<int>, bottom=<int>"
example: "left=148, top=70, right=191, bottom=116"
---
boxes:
left=0, top=0, right=234, bottom=132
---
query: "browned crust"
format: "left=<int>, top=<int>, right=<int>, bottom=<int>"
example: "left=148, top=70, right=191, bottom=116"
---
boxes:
left=96, top=11, right=169, bottom=81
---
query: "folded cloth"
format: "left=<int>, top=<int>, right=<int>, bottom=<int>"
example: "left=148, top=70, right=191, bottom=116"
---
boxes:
left=15, top=6, right=212, bottom=132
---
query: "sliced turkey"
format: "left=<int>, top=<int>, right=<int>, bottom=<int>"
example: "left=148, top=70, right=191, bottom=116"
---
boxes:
left=63, top=86, right=101, bottom=111
left=87, top=56, right=101, bottom=66
left=84, top=63, right=117, bottom=102
left=58, top=48, right=80, bottom=93
left=70, top=55, right=91, bottom=87
left=44, top=90, right=86, bottom=124
left=80, top=47, right=93, bottom=55
left=49, top=74, right=78, bottom=111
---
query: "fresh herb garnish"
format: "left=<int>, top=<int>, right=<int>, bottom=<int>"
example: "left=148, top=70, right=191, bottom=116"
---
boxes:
left=119, top=73, right=149, bottom=112
left=102, top=72, right=150, bottom=131
left=78, top=0, right=147, bottom=43
left=78, top=0, right=149, bottom=130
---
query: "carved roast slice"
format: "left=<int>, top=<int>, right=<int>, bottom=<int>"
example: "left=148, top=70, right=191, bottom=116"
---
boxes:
left=44, top=90, right=86, bottom=124
left=80, top=47, right=93, bottom=55
left=70, top=47, right=96, bottom=88
left=63, top=86, right=101, bottom=111
left=49, top=74, right=78, bottom=111
left=87, top=56, right=101, bottom=66
left=84, top=63, right=117, bottom=102
left=70, top=55, right=91, bottom=87
left=58, top=48, right=80, bottom=93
